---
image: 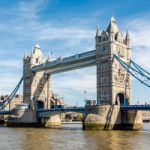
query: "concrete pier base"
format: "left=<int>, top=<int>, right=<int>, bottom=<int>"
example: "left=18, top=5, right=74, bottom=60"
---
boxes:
left=38, top=115, right=61, bottom=127
left=6, top=109, right=37, bottom=127
left=83, top=105, right=143, bottom=130
left=120, top=109, right=143, bottom=130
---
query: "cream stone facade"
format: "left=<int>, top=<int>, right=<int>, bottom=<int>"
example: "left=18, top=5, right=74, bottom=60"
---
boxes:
left=96, top=17, right=131, bottom=105
left=23, top=44, right=51, bottom=109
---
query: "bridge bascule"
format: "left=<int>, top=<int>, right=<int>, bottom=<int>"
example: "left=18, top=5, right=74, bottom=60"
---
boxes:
left=1, top=17, right=150, bottom=130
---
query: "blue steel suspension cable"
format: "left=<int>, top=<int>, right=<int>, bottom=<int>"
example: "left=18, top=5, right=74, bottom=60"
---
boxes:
left=114, top=55, right=150, bottom=88
left=0, top=77, right=23, bottom=110
left=130, top=59, right=150, bottom=76
left=114, top=54, right=150, bottom=80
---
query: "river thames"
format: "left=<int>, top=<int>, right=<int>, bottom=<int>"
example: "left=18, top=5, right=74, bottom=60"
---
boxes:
left=0, top=123, right=149, bottom=150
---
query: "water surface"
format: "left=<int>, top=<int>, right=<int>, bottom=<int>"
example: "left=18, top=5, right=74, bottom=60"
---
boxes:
left=0, top=123, right=149, bottom=150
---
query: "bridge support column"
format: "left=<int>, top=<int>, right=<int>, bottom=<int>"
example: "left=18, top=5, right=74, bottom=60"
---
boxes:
left=120, top=110, right=143, bottom=130
left=83, top=105, right=143, bottom=130
left=38, top=115, right=61, bottom=127
left=6, top=109, right=37, bottom=127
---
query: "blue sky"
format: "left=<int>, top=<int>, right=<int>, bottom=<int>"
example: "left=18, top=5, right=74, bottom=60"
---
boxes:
left=0, top=0, right=150, bottom=106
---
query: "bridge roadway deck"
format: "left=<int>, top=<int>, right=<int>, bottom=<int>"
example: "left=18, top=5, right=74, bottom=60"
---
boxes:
left=32, top=50, right=96, bottom=74
left=0, top=105, right=150, bottom=117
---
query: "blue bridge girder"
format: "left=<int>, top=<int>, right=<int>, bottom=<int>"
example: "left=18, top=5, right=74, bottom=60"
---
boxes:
left=37, top=107, right=85, bottom=118
left=0, top=105, right=150, bottom=117
left=0, top=109, right=16, bottom=115
left=32, top=50, right=96, bottom=74
left=37, top=105, right=150, bottom=118
left=121, top=105, right=150, bottom=110
left=0, top=110, right=12, bottom=115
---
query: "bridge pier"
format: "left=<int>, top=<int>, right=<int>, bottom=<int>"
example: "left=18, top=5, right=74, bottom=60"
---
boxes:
left=83, top=105, right=143, bottom=130
left=6, top=109, right=37, bottom=127
left=38, top=115, right=61, bottom=127
left=120, top=109, right=143, bottom=130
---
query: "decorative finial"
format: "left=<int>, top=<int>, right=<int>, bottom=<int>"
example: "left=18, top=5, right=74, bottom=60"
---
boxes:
left=111, top=16, right=116, bottom=22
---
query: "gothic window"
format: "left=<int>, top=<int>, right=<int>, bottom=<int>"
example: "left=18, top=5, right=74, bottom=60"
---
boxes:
left=119, top=48, right=124, bottom=57
left=100, top=62, right=109, bottom=70
left=25, top=89, right=30, bottom=94
left=25, top=78, right=31, bottom=84
left=115, top=34, right=117, bottom=41
left=36, top=58, right=38, bottom=63
left=25, top=66, right=28, bottom=70
left=100, top=77, right=109, bottom=85
left=103, top=45, right=105, bottom=51
left=102, top=37, right=106, bottom=42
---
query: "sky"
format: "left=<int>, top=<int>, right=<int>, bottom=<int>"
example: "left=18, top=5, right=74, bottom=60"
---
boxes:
left=0, top=0, right=150, bottom=106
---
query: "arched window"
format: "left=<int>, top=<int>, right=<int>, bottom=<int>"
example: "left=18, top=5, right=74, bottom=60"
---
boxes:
left=36, top=58, right=38, bottom=63
left=103, top=45, right=105, bottom=51
left=102, top=37, right=106, bottom=41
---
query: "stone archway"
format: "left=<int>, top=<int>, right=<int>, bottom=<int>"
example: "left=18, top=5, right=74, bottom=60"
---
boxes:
left=115, top=93, right=125, bottom=106
left=36, top=101, right=44, bottom=109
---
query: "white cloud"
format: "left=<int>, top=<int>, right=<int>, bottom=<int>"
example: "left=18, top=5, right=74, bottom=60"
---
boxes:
left=51, top=67, right=96, bottom=106
left=0, top=73, right=22, bottom=95
left=126, top=17, right=150, bottom=47
left=0, top=0, right=48, bottom=20
left=123, top=15, right=150, bottom=70
left=0, top=59, right=22, bottom=68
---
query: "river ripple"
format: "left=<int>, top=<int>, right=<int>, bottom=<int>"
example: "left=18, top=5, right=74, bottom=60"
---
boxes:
left=0, top=123, right=149, bottom=150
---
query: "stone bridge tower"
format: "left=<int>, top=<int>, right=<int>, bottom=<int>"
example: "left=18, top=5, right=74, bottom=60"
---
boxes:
left=96, top=17, right=131, bottom=106
left=23, top=44, right=51, bottom=110
left=84, top=18, right=143, bottom=130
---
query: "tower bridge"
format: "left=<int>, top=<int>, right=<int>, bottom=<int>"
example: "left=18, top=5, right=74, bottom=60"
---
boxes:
left=1, top=17, right=150, bottom=130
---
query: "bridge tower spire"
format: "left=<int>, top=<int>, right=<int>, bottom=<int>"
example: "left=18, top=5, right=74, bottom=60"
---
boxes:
left=96, top=17, right=132, bottom=105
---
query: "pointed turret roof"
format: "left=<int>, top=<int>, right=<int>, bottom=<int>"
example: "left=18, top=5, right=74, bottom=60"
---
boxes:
left=96, top=27, right=101, bottom=37
left=35, top=44, right=40, bottom=49
left=33, top=44, right=43, bottom=57
left=107, top=16, right=119, bottom=33
left=125, top=30, right=131, bottom=40
left=30, top=51, right=33, bottom=57
left=47, top=55, right=51, bottom=62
